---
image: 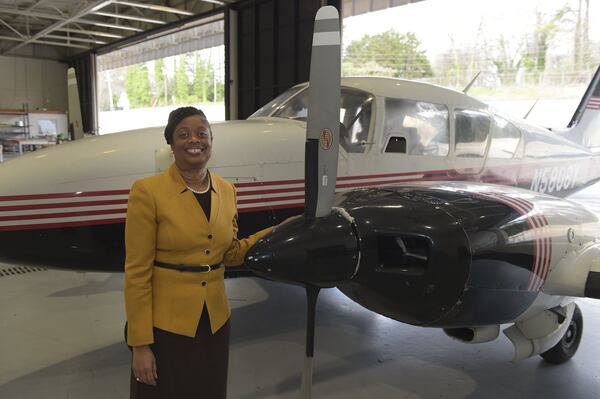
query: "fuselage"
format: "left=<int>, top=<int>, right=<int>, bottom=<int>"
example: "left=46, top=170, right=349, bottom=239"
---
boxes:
left=0, top=77, right=598, bottom=279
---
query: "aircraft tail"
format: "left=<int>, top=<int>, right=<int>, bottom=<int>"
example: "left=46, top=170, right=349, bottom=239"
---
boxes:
left=561, top=65, right=600, bottom=150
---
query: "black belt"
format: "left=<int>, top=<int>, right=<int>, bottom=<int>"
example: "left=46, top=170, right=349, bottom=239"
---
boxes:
left=154, top=260, right=224, bottom=273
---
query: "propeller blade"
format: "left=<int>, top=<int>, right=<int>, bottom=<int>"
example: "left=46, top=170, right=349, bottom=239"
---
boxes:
left=305, top=5, right=341, bottom=219
left=300, top=285, right=320, bottom=399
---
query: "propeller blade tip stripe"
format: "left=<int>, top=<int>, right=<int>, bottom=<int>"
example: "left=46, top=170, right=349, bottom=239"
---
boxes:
left=312, top=32, right=341, bottom=47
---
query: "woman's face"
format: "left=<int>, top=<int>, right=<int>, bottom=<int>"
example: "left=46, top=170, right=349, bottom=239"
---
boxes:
left=170, top=115, right=212, bottom=169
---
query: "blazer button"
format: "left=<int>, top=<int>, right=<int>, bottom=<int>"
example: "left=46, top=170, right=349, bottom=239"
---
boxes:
left=204, top=249, right=211, bottom=255
left=201, top=281, right=207, bottom=287
left=208, top=234, right=213, bottom=240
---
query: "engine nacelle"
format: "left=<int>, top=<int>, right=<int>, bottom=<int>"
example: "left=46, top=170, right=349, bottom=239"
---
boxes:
left=334, top=182, right=600, bottom=327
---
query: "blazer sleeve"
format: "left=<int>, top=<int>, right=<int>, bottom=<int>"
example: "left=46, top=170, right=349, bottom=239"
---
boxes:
left=223, top=182, right=273, bottom=267
left=124, top=180, right=157, bottom=346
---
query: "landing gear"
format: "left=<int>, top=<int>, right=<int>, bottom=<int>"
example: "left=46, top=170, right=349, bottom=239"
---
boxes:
left=540, top=303, right=583, bottom=364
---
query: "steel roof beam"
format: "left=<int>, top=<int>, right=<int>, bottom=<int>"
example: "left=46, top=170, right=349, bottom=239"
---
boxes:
left=112, top=1, right=193, bottom=16
left=56, top=27, right=124, bottom=39
left=1, top=0, right=113, bottom=55
left=0, top=18, right=24, bottom=39
left=87, top=20, right=142, bottom=31
left=44, top=34, right=107, bottom=44
left=0, top=6, right=143, bottom=33
left=93, top=11, right=166, bottom=24
left=0, top=35, right=89, bottom=49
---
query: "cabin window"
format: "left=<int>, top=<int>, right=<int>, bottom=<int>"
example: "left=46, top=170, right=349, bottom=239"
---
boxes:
left=454, top=109, right=491, bottom=158
left=383, top=99, right=449, bottom=156
left=269, top=87, right=373, bottom=154
left=339, top=91, right=373, bottom=153
left=488, top=115, right=521, bottom=159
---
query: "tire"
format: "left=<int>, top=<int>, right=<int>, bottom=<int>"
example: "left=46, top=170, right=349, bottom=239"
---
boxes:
left=540, top=303, right=583, bottom=364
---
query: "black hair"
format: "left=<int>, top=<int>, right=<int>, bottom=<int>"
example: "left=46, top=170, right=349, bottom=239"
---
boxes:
left=164, top=106, right=210, bottom=145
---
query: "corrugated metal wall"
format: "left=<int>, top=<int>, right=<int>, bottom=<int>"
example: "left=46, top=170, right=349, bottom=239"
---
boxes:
left=232, top=0, right=341, bottom=119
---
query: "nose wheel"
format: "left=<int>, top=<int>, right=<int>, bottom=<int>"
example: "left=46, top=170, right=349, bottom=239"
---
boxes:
left=540, top=303, right=583, bottom=364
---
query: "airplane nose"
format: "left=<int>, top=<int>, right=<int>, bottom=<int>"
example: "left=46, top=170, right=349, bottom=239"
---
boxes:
left=246, top=210, right=359, bottom=288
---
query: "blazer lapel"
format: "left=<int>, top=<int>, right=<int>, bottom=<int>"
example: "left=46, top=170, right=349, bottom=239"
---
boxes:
left=209, top=173, right=222, bottom=228
left=168, top=163, right=211, bottom=226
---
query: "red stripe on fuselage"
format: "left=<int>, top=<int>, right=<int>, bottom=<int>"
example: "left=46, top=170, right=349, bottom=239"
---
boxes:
left=0, top=208, right=127, bottom=222
left=0, top=189, right=130, bottom=202
left=0, top=218, right=126, bottom=232
left=0, top=199, right=128, bottom=212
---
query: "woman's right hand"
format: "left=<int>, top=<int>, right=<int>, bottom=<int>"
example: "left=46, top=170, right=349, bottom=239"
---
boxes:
left=132, top=345, right=158, bottom=386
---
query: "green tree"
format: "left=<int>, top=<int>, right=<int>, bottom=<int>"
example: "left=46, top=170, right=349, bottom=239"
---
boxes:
left=205, top=63, right=216, bottom=102
left=344, top=31, right=433, bottom=79
left=523, top=5, right=571, bottom=78
left=342, top=60, right=395, bottom=77
left=574, top=0, right=591, bottom=71
left=194, top=55, right=208, bottom=102
left=175, top=55, right=191, bottom=103
left=154, top=58, right=167, bottom=105
left=491, top=36, right=523, bottom=85
left=124, top=63, right=151, bottom=108
left=216, top=81, right=224, bottom=102
left=193, top=54, right=218, bottom=103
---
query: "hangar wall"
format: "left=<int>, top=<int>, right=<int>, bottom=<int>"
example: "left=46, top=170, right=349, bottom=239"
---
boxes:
left=232, top=0, right=341, bottom=119
left=66, top=0, right=342, bottom=130
left=0, top=55, right=67, bottom=111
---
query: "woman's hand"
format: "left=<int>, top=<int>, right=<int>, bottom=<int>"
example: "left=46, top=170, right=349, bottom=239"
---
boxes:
left=132, top=345, right=158, bottom=386
left=274, top=214, right=302, bottom=231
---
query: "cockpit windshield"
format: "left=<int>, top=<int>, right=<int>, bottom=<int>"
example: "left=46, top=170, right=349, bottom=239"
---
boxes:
left=249, top=85, right=306, bottom=118
left=249, top=85, right=374, bottom=154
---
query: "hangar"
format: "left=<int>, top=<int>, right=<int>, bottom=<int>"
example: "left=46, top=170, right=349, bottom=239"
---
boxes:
left=1, top=1, right=600, bottom=398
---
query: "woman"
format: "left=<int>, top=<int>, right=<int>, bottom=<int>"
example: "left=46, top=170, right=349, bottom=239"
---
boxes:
left=124, top=106, right=275, bottom=398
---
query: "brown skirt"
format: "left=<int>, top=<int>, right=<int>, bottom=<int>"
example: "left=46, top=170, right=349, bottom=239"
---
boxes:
left=130, top=307, right=230, bottom=399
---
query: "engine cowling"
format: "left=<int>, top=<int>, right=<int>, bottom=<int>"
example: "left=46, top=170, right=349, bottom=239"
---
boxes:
left=334, top=182, right=600, bottom=327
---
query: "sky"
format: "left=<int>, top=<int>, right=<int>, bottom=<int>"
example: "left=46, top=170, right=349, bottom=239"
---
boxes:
left=343, top=0, right=599, bottom=59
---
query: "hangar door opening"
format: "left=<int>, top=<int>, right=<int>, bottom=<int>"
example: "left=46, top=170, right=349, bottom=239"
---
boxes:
left=341, top=0, right=600, bottom=128
left=96, top=14, right=225, bottom=135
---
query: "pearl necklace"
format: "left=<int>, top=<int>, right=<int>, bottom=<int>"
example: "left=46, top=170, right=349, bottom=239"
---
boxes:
left=186, top=174, right=211, bottom=194
left=187, top=184, right=210, bottom=194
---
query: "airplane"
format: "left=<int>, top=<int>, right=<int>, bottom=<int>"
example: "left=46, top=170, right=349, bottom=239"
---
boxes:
left=1, top=5, right=600, bottom=377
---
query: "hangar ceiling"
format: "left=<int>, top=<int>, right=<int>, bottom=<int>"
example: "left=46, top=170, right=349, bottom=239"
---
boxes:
left=0, top=0, right=239, bottom=59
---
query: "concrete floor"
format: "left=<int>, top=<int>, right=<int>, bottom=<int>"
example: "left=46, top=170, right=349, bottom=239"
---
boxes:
left=0, top=264, right=600, bottom=399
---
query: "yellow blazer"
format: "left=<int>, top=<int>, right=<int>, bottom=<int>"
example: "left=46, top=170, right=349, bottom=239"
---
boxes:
left=124, top=164, right=272, bottom=346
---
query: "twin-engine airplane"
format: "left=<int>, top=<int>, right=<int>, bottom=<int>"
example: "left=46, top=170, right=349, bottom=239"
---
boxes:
left=1, top=5, right=600, bottom=379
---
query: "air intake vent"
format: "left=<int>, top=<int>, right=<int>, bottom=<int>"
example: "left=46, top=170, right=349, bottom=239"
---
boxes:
left=376, top=235, right=430, bottom=275
left=0, top=266, right=47, bottom=278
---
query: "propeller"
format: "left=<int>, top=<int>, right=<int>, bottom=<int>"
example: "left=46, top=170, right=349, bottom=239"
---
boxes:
left=304, top=5, right=341, bottom=220
left=245, top=6, right=348, bottom=398
left=300, top=5, right=341, bottom=398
